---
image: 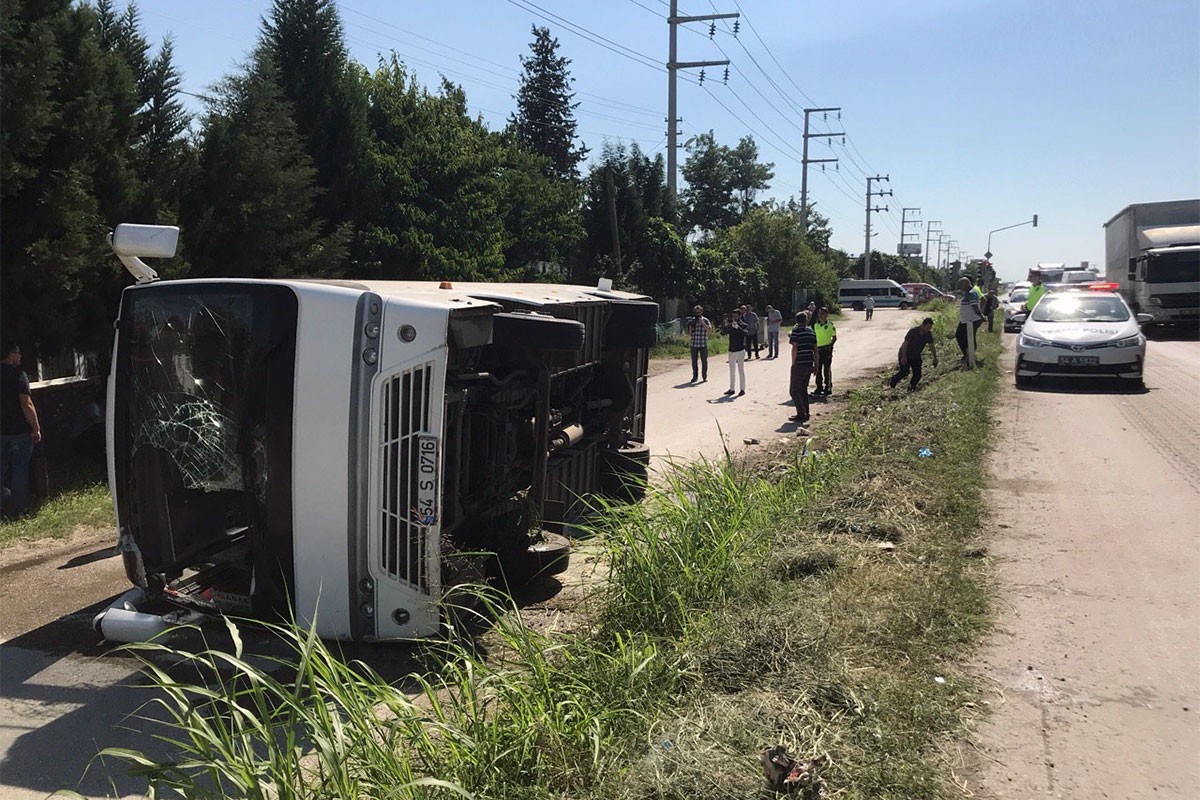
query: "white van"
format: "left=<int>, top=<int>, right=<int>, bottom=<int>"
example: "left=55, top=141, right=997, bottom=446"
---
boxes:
left=837, top=279, right=914, bottom=310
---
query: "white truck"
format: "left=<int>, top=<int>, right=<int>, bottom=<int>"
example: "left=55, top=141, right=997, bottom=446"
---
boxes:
left=1103, top=200, right=1200, bottom=324
left=94, top=224, right=657, bottom=643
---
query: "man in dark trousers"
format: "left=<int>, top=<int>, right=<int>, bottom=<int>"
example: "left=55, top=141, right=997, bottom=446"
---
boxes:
left=741, top=304, right=761, bottom=359
left=687, top=304, right=713, bottom=383
left=1, top=343, right=42, bottom=518
left=890, top=317, right=940, bottom=392
left=812, top=307, right=837, bottom=396
left=788, top=311, right=818, bottom=423
left=955, top=276, right=984, bottom=364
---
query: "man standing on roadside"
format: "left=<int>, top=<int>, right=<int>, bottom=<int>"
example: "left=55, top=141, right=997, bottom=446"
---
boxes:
left=863, top=294, right=875, bottom=321
left=1024, top=268, right=1047, bottom=314
left=984, top=286, right=1000, bottom=332
left=741, top=304, right=761, bottom=359
left=788, top=311, right=818, bottom=424
left=1, top=343, right=42, bottom=518
left=813, top=308, right=837, bottom=396
left=765, top=304, right=783, bottom=359
left=890, top=317, right=940, bottom=391
left=723, top=311, right=749, bottom=397
left=955, top=276, right=984, bottom=365
left=687, top=304, right=713, bottom=383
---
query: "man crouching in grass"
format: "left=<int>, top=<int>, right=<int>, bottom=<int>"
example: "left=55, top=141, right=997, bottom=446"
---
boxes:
left=890, top=317, right=939, bottom=392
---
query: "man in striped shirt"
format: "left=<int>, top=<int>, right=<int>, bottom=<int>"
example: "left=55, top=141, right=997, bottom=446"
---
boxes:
left=788, top=311, right=818, bottom=424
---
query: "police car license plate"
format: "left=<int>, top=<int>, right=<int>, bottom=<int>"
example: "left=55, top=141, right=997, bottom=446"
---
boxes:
left=1057, top=356, right=1099, bottom=366
left=413, top=435, right=439, bottom=526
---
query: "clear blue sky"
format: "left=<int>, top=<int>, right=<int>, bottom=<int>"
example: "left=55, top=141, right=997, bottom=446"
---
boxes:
left=137, top=0, right=1200, bottom=282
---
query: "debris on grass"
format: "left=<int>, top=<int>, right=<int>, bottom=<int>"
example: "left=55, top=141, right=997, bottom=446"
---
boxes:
left=760, top=746, right=827, bottom=797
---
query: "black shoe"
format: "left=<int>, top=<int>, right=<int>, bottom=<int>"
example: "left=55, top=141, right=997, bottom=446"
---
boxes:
left=701, top=377, right=707, bottom=382
left=724, top=389, right=734, bottom=395
left=737, top=390, right=745, bottom=396
left=789, top=414, right=802, bottom=421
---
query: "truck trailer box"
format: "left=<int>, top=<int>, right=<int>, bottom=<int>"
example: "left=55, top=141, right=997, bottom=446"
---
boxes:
left=1104, top=200, right=1200, bottom=322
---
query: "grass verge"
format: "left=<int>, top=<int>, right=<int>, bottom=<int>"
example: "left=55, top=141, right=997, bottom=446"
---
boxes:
left=91, top=307, right=1001, bottom=799
left=649, top=333, right=729, bottom=360
left=0, top=440, right=111, bottom=547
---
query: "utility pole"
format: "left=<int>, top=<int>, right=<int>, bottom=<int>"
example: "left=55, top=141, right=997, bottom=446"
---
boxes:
left=925, top=220, right=942, bottom=272
left=800, top=107, right=841, bottom=234
left=899, top=207, right=921, bottom=262
left=666, top=1, right=739, bottom=197
left=863, top=175, right=891, bottom=279
left=605, top=166, right=622, bottom=270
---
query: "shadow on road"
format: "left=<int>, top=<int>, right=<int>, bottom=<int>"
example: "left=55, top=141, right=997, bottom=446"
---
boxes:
left=58, top=546, right=120, bottom=570
left=1016, top=376, right=1149, bottom=395
left=1144, top=325, right=1200, bottom=343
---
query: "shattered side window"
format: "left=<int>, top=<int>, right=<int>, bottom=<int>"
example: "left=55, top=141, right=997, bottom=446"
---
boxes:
left=127, top=295, right=254, bottom=491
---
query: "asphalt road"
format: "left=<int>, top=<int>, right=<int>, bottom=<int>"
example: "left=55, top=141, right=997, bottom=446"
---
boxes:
left=0, top=309, right=920, bottom=799
left=969, top=328, right=1200, bottom=798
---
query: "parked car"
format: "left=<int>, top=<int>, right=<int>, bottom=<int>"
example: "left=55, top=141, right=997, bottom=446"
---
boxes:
left=1013, top=289, right=1152, bottom=388
left=1003, top=288, right=1030, bottom=332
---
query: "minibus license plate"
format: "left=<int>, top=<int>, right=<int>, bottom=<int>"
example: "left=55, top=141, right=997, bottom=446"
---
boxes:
left=413, top=435, right=439, bottom=526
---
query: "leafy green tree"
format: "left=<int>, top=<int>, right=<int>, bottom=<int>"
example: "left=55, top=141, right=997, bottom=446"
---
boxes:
left=627, top=217, right=695, bottom=299
left=680, top=132, right=733, bottom=236
left=495, top=136, right=583, bottom=274
left=690, top=242, right=765, bottom=315
left=680, top=132, right=772, bottom=237
left=579, top=142, right=677, bottom=282
left=510, top=26, right=586, bottom=180
left=715, top=203, right=837, bottom=311
left=356, top=59, right=507, bottom=280
left=728, top=136, right=773, bottom=216
left=852, top=251, right=918, bottom=283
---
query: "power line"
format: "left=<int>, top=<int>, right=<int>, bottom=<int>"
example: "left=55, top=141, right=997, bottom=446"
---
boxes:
left=730, top=0, right=819, bottom=106
left=504, top=0, right=663, bottom=72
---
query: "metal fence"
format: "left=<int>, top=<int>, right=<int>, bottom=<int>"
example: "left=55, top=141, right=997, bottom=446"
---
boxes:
left=654, top=318, right=685, bottom=344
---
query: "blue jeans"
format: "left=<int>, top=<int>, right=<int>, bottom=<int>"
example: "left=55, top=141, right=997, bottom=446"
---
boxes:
left=766, top=330, right=780, bottom=358
left=1, top=433, right=35, bottom=517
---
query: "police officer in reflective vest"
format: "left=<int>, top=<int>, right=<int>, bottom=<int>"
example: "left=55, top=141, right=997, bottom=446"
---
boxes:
left=1024, top=268, right=1047, bottom=314
left=813, top=307, right=837, bottom=396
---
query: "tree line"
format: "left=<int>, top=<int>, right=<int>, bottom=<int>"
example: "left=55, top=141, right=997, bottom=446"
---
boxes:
left=1, top=0, right=940, bottom=359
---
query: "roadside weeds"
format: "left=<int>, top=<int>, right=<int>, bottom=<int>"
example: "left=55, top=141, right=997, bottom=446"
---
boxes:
left=87, top=308, right=1003, bottom=799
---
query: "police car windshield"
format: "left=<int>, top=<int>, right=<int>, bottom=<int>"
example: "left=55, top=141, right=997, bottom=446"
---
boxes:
left=1030, top=295, right=1130, bottom=323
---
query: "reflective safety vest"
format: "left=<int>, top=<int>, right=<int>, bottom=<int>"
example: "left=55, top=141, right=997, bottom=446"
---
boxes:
left=814, top=321, right=836, bottom=347
left=1026, top=283, right=1047, bottom=310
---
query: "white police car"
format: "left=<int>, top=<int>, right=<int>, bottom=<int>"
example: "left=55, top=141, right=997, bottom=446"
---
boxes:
left=1013, top=288, right=1152, bottom=388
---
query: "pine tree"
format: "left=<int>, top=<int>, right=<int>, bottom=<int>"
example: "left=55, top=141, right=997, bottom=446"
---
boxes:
left=261, top=0, right=369, bottom=243
left=180, top=52, right=327, bottom=278
left=511, top=26, right=586, bottom=180
left=131, top=37, right=192, bottom=222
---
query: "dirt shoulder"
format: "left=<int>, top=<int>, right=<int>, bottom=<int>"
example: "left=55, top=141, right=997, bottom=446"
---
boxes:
left=966, top=338, right=1200, bottom=798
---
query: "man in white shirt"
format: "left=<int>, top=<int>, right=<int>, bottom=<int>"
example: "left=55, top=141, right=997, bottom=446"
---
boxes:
left=764, top=305, right=783, bottom=358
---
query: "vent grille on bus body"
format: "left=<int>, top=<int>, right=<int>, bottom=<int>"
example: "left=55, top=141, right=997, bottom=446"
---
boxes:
left=379, top=362, right=435, bottom=591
